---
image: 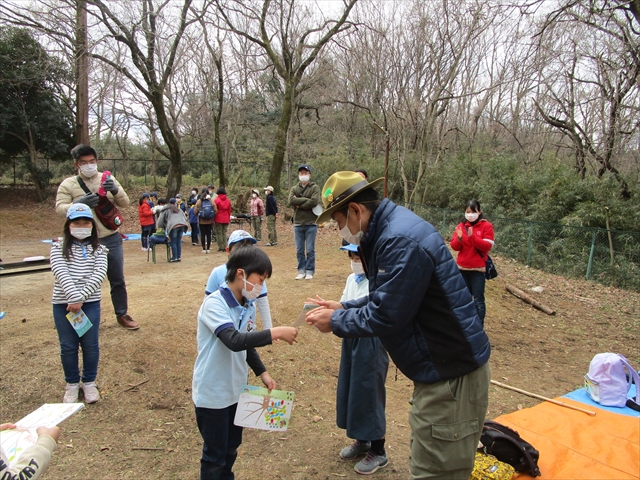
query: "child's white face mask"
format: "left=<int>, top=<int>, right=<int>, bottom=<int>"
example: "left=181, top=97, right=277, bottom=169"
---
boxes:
left=70, top=227, right=92, bottom=240
left=241, top=270, right=262, bottom=300
left=351, top=260, right=364, bottom=276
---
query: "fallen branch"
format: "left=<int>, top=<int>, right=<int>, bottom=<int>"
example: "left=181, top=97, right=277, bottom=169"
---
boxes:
left=122, top=379, right=150, bottom=393
left=505, top=284, right=556, bottom=315
left=491, top=380, right=595, bottom=416
left=132, top=447, right=165, bottom=451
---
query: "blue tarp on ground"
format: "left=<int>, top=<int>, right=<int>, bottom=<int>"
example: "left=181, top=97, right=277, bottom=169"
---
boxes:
left=562, top=383, right=639, bottom=417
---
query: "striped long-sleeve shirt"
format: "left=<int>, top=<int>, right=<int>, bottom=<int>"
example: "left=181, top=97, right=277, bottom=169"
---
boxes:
left=50, top=241, right=108, bottom=305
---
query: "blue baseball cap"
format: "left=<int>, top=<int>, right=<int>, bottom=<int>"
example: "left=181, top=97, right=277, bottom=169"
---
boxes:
left=298, top=164, right=311, bottom=172
left=228, top=230, right=257, bottom=247
left=150, top=191, right=158, bottom=197
left=169, top=197, right=176, bottom=204
left=67, top=204, right=94, bottom=220
left=339, top=244, right=359, bottom=253
left=142, top=192, right=150, bottom=198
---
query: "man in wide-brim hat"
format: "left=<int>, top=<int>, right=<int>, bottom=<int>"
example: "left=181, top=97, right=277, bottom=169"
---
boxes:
left=307, top=171, right=491, bottom=479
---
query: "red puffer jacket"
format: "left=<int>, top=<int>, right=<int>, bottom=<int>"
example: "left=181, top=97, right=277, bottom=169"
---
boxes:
left=138, top=202, right=155, bottom=227
left=450, top=219, right=494, bottom=268
left=214, top=194, right=232, bottom=224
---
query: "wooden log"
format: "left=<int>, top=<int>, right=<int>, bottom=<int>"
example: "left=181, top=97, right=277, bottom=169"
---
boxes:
left=505, top=284, right=556, bottom=315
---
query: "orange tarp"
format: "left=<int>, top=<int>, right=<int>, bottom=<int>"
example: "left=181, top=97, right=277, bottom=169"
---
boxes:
left=494, top=398, right=640, bottom=479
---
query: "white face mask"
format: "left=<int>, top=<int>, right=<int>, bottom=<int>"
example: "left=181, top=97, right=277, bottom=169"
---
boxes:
left=351, top=260, right=364, bottom=276
left=70, top=227, right=92, bottom=240
left=340, top=209, right=364, bottom=246
left=241, top=270, right=262, bottom=301
left=252, top=193, right=257, bottom=198
left=465, top=212, right=479, bottom=223
left=299, top=175, right=310, bottom=183
left=79, top=163, right=98, bottom=177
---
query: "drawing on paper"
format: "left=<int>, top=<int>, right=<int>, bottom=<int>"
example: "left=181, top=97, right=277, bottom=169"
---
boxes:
left=233, top=386, right=294, bottom=431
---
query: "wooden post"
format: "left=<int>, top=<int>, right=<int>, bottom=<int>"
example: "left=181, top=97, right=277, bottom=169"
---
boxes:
left=505, top=284, right=556, bottom=315
left=604, top=207, right=614, bottom=266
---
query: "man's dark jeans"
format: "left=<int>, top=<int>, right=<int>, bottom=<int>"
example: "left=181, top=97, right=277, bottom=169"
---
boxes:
left=99, top=232, right=128, bottom=317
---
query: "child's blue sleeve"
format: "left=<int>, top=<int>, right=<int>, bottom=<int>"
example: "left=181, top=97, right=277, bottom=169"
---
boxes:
left=199, top=293, right=233, bottom=334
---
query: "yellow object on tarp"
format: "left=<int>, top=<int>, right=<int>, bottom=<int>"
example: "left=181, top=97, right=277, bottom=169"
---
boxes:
left=471, top=452, right=516, bottom=480
left=494, top=398, right=639, bottom=479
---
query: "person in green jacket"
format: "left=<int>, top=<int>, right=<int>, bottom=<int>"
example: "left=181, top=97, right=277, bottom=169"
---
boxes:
left=288, top=164, right=321, bottom=280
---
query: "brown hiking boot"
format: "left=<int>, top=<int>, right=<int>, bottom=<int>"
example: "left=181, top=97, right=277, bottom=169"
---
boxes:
left=117, top=314, right=139, bottom=330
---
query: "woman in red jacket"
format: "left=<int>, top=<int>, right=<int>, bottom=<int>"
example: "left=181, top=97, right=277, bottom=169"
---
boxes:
left=214, top=187, right=232, bottom=252
left=450, top=199, right=494, bottom=325
left=138, top=193, right=156, bottom=251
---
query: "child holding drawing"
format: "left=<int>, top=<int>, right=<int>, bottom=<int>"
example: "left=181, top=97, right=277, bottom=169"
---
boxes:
left=192, top=247, right=297, bottom=479
left=335, top=243, right=389, bottom=474
left=50, top=204, right=108, bottom=404
left=0, top=423, right=60, bottom=479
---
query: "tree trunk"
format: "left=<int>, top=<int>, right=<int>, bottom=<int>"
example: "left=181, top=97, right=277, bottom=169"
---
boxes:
left=267, top=82, right=294, bottom=195
left=152, top=91, right=182, bottom=198
left=26, top=150, right=47, bottom=202
left=75, top=1, right=89, bottom=144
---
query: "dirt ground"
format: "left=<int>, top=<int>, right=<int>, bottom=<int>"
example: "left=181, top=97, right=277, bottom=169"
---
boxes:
left=0, top=186, right=637, bottom=480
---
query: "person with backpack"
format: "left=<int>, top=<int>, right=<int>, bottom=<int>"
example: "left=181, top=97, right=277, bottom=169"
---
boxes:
left=250, top=189, right=265, bottom=242
left=195, top=188, right=216, bottom=254
left=450, top=199, right=495, bottom=325
left=214, top=187, right=232, bottom=252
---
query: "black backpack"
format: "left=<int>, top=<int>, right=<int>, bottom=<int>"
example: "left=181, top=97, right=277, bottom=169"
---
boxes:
left=479, top=420, right=541, bottom=477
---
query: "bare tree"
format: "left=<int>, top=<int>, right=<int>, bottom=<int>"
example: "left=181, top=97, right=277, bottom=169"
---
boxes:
left=85, top=0, right=213, bottom=197
left=532, top=1, right=639, bottom=198
left=213, top=0, right=358, bottom=193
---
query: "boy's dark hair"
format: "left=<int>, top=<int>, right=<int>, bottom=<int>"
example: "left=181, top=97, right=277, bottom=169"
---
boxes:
left=71, top=144, right=98, bottom=161
left=158, top=198, right=167, bottom=205
left=354, top=168, right=369, bottom=180
left=337, top=188, right=381, bottom=217
left=217, top=187, right=226, bottom=195
left=225, top=246, right=272, bottom=283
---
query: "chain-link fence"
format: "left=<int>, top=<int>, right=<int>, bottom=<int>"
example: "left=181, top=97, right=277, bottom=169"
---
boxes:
left=408, top=203, right=640, bottom=292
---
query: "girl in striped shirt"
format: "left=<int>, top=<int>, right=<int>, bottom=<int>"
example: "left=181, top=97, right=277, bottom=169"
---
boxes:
left=51, top=204, right=108, bottom=404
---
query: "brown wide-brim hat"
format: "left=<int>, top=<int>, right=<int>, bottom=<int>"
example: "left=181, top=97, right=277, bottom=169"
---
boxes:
left=316, top=172, right=383, bottom=224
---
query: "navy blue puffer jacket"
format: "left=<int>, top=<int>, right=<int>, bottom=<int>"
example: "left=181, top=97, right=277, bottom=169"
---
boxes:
left=331, top=199, right=490, bottom=384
